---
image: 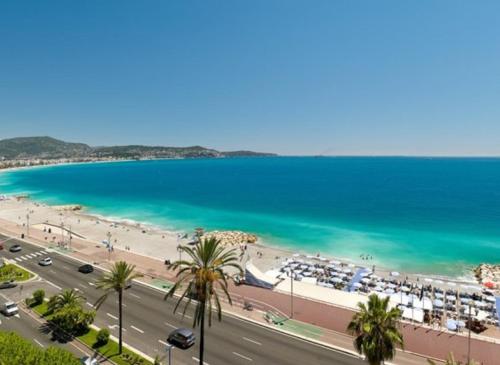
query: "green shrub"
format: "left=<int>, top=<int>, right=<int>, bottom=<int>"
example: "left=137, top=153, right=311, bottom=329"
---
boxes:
left=0, top=330, right=80, bottom=365
left=33, top=289, right=45, bottom=305
left=95, top=328, right=110, bottom=346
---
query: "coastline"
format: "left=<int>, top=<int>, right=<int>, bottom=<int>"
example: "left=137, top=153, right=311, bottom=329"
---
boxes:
left=0, top=193, right=482, bottom=286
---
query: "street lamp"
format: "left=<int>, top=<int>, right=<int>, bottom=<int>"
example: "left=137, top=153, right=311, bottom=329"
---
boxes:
left=26, top=211, right=30, bottom=237
left=467, top=303, right=474, bottom=364
left=290, top=268, right=294, bottom=319
left=176, top=244, right=182, bottom=262
left=107, top=231, right=112, bottom=261
left=165, top=343, right=173, bottom=365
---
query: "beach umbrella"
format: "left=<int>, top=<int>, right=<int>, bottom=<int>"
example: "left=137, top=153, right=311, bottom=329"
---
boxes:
left=361, top=278, right=371, bottom=284
left=434, top=292, right=444, bottom=298
left=348, top=263, right=355, bottom=268
left=374, top=286, right=384, bottom=292
left=446, top=319, right=457, bottom=331
left=342, top=268, right=352, bottom=273
left=387, top=283, right=397, bottom=289
left=485, top=296, right=496, bottom=303
left=433, top=299, right=444, bottom=307
left=460, top=298, right=471, bottom=304
left=385, top=288, right=395, bottom=294
left=484, top=282, right=495, bottom=289
left=390, top=271, right=400, bottom=277
left=401, top=286, right=411, bottom=292
left=474, top=301, right=486, bottom=307
left=456, top=320, right=466, bottom=328
left=353, top=283, right=363, bottom=288
left=446, top=295, right=456, bottom=302
left=331, top=277, right=343, bottom=283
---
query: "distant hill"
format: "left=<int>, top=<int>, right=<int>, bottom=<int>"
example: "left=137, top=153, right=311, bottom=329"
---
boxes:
left=0, top=137, right=92, bottom=159
left=0, top=137, right=276, bottom=160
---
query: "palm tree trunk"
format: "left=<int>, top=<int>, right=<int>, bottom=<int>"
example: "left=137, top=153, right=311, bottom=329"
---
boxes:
left=118, top=289, right=123, bottom=354
left=199, top=301, right=205, bottom=365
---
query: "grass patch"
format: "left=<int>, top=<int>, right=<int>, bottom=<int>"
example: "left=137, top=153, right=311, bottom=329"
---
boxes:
left=0, top=263, right=33, bottom=282
left=32, top=302, right=152, bottom=365
left=78, top=328, right=152, bottom=365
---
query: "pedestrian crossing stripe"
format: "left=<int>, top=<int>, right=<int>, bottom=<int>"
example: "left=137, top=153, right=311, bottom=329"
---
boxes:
left=15, top=258, right=22, bottom=262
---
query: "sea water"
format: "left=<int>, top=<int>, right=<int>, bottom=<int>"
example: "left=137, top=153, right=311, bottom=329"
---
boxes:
left=1, top=157, right=500, bottom=277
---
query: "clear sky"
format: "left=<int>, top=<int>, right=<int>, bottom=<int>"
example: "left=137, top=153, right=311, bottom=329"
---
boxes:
left=1, top=1, right=500, bottom=156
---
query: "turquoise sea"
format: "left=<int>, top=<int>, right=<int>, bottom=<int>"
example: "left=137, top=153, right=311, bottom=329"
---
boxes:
left=1, top=157, right=500, bottom=277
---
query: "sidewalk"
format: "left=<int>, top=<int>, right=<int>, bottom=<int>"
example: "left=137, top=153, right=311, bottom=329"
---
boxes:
left=2, top=219, right=499, bottom=364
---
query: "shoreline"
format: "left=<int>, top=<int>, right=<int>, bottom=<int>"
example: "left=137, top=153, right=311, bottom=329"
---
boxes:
left=0, top=193, right=483, bottom=286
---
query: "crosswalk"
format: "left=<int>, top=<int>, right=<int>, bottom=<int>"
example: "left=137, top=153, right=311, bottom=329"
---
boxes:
left=12, top=250, right=49, bottom=262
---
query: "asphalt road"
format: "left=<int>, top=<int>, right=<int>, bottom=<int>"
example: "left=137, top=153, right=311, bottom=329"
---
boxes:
left=0, top=235, right=365, bottom=365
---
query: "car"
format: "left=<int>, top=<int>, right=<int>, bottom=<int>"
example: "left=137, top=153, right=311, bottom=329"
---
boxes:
left=78, top=264, right=94, bottom=274
left=9, top=244, right=21, bottom=253
left=1, top=301, right=19, bottom=316
left=167, top=328, right=195, bottom=349
left=38, top=257, right=52, bottom=266
left=0, top=280, right=17, bottom=289
left=80, top=356, right=99, bottom=365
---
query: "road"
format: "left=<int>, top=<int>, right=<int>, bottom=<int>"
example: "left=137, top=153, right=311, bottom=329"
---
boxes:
left=0, top=292, right=97, bottom=360
left=0, top=235, right=365, bottom=365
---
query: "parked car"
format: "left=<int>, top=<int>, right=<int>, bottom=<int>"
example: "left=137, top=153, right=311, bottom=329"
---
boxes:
left=1, top=301, right=19, bottom=316
left=9, top=244, right=22, bottom=253
left=167, top=328, right=195, bottom=349
left=78, top=264, right=94, bottom=274
left=0, top=280, right=17, bottom=289
left=38, top=257, right=52, bottom=266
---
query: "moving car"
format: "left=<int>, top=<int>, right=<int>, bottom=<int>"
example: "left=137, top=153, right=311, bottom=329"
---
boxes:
left=78, top=264, right=94, bottom=274
left=9, top=244, right=22, bottom=253
left=0, top=280, right=17, bottom=289
left=38, top=257, right=52, bottom=266
left=167, top=328, right=195, bottom=349
left=1, top=301, right=19, bottom=316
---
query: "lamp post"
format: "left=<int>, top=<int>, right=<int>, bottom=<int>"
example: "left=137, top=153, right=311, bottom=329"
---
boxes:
left=467, top=303, right=473, bottom=364
left=26, top=211, right=30, bottom=237
left=165, top=343, right=173, bottom=364
left=107, top=231, right=112, bottom=261
left=290, top=268, right=294, bottom=319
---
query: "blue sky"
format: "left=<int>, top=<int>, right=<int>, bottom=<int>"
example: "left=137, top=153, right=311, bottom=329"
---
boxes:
left=1, top=1, right=499, bottom=155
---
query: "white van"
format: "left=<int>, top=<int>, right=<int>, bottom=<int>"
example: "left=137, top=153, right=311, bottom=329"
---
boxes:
left=2, top=301, right=19, bottom=316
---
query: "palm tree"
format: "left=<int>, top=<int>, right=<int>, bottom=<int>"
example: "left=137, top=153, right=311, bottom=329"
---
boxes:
left=347, top=294, right=404, bottom=365
left=47, top=289, right=85, bottom=314
left=95, top=261, right=142, bottom=354
left=165, top=237, right=243, bottom=365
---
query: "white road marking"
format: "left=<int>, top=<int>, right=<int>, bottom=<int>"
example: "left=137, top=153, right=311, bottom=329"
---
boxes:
left=108, top=325, right=118, bottom=330
left=164, top=322, right=177, bottom=329
left=242, top=337, right=261, bottom=346
left=78, top=283, right=87, bottom=289
left=49, top=269, right=56, bottom=274
left=88, top=282, right=95, bottom=286
left=158, top=339, right=168, bottom=346
left=130, top=325, right=144, bottom=334
left=107, top=313, right=118, bottom=320
left=86, top=302, right=94, bottom=308
left=233, top=352, right=253, bottom=361
left=21, top=256, right=28, bottom=261
left=15, top=258, right=22, bottom=262
left=192, top=357, right=210, bottom=365
left=129, top=293, right=140, bottom=299
left=34, top=339, right=44, bottom=347
left=25, top=254, right=34, bottom=259
left=46, top=281, right=62, bottom=290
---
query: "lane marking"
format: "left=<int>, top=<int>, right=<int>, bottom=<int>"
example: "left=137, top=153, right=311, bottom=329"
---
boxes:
left=86, top=302, right=94, bottom=308
left=130, top=325, right=144, bottom=334
left=165, top=322, right=177, bottom=329
left=88, top=282, right=95, bottom=286
left=242, top=337, right=261, bottom=346
left=26, top=254, right=34, bottom=259
left=49, top=269, right=56, bottom=274
left=107, top=313, right=118, bottom=320
left=233, top=352, right=253, bottom=361
left=19, top=255, right=27, bottom=260
left=78, top=283, right=87, bottom=289
left=34, top=339, right=44, bottom=348
left=192, top=357, right=209, bottom=365
left=158, top=339, right=168, bottom=346
left=129, top=293, right=140, bottom=299
left=15, top=258, right=22, bottom=262
left=46, top=280, right=62, bottom=290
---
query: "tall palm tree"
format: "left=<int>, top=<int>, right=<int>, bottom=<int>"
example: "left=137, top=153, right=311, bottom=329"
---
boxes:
left=94, top=261, right=142, bottom=354
left=347, top=294, right=404, bottom=365
left=47, top=289, right=85, bottom=314
left=165, top=237, right=243, bottom=365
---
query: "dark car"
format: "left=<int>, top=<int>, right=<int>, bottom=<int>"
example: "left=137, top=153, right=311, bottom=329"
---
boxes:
left=0, top=280, right=18, bottom=289
left=9, top=244, right=22, bottom=253
left=167, top=328, right=195, bottom=349
left=78, top=264, right=94, bottom=274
